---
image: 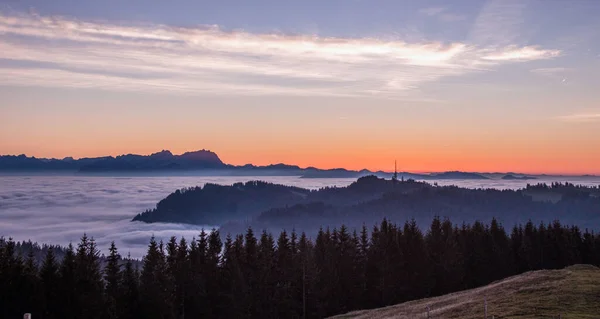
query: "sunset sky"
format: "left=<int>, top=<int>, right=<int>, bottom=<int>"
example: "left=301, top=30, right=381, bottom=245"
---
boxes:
left=1, top=0, right=599, bottom=174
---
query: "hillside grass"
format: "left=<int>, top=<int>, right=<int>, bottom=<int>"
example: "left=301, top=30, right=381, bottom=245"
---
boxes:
left=330, top=264, right=600, bottom=319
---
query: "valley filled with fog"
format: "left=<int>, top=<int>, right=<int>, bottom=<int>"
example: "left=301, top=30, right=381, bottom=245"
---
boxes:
left=1, top=174, right=599, bottom=258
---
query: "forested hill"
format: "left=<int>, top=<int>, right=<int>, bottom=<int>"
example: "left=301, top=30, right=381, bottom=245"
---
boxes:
left=3, top=217, right=600, bottom=318
left=133, top=180, right=313, bottom=224
left=133, top=176, right=600, bottom=237
left=221, top=181, right=600, bottom=237
left=132, top=176, right=412, bottom=225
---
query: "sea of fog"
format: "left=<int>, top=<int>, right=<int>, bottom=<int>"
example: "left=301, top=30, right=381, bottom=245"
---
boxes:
left=1, top=174, right=599, bottom=258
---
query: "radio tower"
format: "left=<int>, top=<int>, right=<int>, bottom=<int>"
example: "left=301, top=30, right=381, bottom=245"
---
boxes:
left=393, top=160, right=398, bottom=185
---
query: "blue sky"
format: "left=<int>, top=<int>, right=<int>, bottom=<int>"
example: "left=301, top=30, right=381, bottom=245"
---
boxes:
left=0, top=0, right=599, bottom=173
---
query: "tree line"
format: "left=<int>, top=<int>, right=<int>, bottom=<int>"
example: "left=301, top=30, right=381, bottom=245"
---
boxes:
left=2, top=216, right=600, bottom=319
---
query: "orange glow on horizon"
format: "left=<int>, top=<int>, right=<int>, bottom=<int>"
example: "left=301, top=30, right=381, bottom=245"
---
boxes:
left=1, top=111, right=598, bottom=176
left=4, top=146, right=598, bottom=176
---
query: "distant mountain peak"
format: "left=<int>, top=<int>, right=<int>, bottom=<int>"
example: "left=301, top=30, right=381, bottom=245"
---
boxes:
left=150, top=150, right=174, bottom=157
left=179, top=149, right=223, bottom=163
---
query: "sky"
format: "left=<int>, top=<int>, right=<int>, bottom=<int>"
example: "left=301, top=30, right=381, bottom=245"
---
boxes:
left=0, top=0, right=599, bottom=174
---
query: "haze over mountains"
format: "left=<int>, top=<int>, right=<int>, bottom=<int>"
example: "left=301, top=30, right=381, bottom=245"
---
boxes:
left=0, top=149, right=565, bottom=180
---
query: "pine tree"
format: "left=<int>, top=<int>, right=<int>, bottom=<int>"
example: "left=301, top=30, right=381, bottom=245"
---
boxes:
left=355, top=225, right=370, bottom=309
left=257, top=230, right=277, bottom=318
left=288, top=229, right=305, bottom=317
left=427, top=216, right=464, bottom=296
left=441, top=218, right=464, bottom=293
left=570, top=226, right=583, bottom=266
left=22, top=249, right=42, bottom=317
left=0, top=238, right=25, bottom=318
left=581, top=229, right=596, bottom=265
left=118, top=254, right=140, bottom=319
left=219, top=234, right=237, bottom=318
left=243, top=227, right=259, bottom=318
left=104, top=241, right=121, bottom=319
left=371, top=219, right=400, bottom=306
left=298, top=231, right=317, bottom=319
left=175, top=237, right=189, bottom=319
left=364, top=224, right=382, bottom=309
left=275, top=230, right=296, bottom=318
left=187, top=231, right=208, bottom=318
left=403, top=219, right=428, bottom=300
left=510, top=225, right=526, bottom=273
left=165, top=236, right=181, bottom=318
left=58, top=243, right=77, bottom=319
left=140, top=237, right=174, bottom=319
left=205, top=229, right=223, bottom=318
left=426, top=216, right=445, bottom=296
left=489, top=218, right=512, bottom=280
left=464, top=221, right=492, bottom=288
left=315, top=227, right=336, bottom=317
left=40, top=247, right=60, bottom=319
left=333, top=225, right=359, bottom=314
left=74, top=235, right=105, bottom=319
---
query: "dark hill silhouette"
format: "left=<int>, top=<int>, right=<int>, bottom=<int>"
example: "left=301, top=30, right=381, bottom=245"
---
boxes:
left=430, top=171, right=489, bottom=179
left=502, top=174, right=535, bottom=180
left=220, top=182, right=600, bottom=238
left=0, top=150, right=494, bottom=179
left=132, top=176, right=406, bottom=225
left=132, top=177, right=600, bottom=238
left=79, top=149, right=224, bottom=171
left=0, top=154, right=107, bottom=170
left=132, top=180, right=311, bottom=224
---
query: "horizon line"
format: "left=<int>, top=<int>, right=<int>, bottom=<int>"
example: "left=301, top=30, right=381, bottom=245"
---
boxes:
left=1, top=149, right=598, bottom=177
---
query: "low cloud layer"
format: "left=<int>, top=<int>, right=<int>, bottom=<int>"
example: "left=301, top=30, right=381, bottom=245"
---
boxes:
left=0, top=175, right=354, bottom=258
left=0, top=11, right=561, bottom=99
left=3, top=175, right=600, bottom=258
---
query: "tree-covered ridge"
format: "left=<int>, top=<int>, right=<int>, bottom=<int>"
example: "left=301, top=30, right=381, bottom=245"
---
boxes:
left=133, top=180, right=314, bottom=224
left=135, top=176, right=600, bottom=238
left=12, top=240, right=68, bottom=264
left=6, top=239, right=142, bottom=270
left=132, top=176, right=411, bottom=225
left=222, top=183, right=600, bottom=240
left=3, top=217, right=600, bottom=319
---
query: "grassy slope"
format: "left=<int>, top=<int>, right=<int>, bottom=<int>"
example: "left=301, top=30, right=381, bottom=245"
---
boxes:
left=330, top=265, right=600, bottom=319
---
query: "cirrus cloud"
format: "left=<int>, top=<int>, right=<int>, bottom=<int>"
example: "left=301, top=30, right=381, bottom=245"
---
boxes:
left=0, top=11, right=562, bottom=99
left=482, top=46, right=561, bottom=61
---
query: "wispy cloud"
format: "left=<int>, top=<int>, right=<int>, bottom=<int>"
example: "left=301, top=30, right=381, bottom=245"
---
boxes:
left=482, top=46, right=561, bottom=61
left=0, top=11, right=561, bottom=99
left=530, top=67, right=571, bottom=75
left=557, top=113, right=600, bottom=123
left=419, top=6, right=466, bottom=22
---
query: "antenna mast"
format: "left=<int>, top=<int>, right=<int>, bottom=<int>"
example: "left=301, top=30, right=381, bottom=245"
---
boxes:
left=393, top=160, right=398, bottom=185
